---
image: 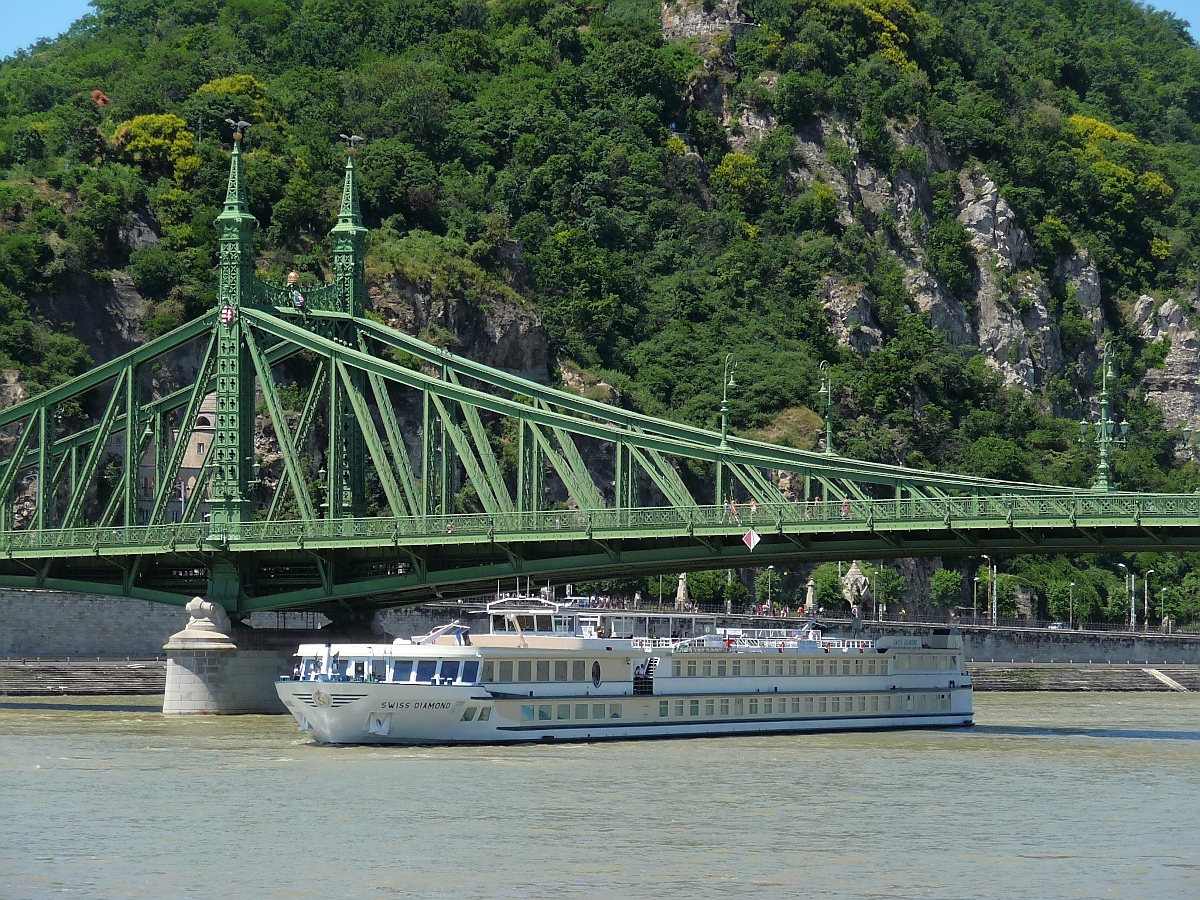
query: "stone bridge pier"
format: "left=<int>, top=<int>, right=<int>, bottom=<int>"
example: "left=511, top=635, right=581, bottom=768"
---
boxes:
left=162, top=598, right=289, bottom=714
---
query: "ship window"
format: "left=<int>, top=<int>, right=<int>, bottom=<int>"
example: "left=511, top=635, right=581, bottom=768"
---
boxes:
left=498, top=661, right=514, bottom=682
left=705, top=699, right=714, bottom=716
left=858, top=696, right=866, bottom=712
left=517, top=661, right=532, bottom=681
left=415, top=660, right=437, bottom=682
left=775, top=660, right=784, bottom=676
left=491, top=615, right=507, bottom=632
left=592, top=703, right=605, bottom=719
left=815, top=661, right=824, bottom=676
left=371, top=660, right=387, bottom=681
left=687, top=660, right=697, bottom=677
left=554, top=660, right=568, bottom=682
left=557, top=704, right=570, bottom=720
left=461, top=707, right=477, bottom=721
left=572, top=660, right=586, bottom=681
left=659, top=701, right=669, bottom=717
left=440, top=660, right=460, bottom=682
left=702, top=660, right=712, bottom=677
left=482, top=661, right=494, bottom=681
left=906, top=695, right=914, bottom=711
left=720, top=698, right=729, bottom=715
left=788, top=660, right=797, bottom=676
left=478, top=707, right=492, bottom=721
left=831, top=696, right=840, bottom=713
left=392, top=660, right=413, bottom=682
left=842, top=660, right=851, bottom=675
left=609, top=703, right=622, bottom=719
left=868, top=660, right=876, bottom=675
left=763, top=697, right=772, bottom=714
left=746, top=660, right=755, bottom=676
left=462, top=661, right=479, bottom=683
left=536, top=660, right=550, bottom=681
left=717, top=660, right=727, bottom=677
left=845, top=696, right=854, bottom=712
left=554, top=616, right=573, bottom=633
left=818, top=697, right=827, bottom=713
left=675, top=700, right=684, bottom=716
left=855, top=659, right=863, bottom=675
left=791, top=697, right=800, bottom=714
left=517, top=615, right=536, bottom=632
left=732, top=661, right=741, bottom=676
left=538, top=704, right=552, bottom=721
left=689, top=699, right=699, bottom=716
left=805, top=697, right=814, bottom=713
left=871, top=695, right=879, bottom=712
left=749, top=698, right=758, bottom=714
left=917, top=694, right=927, bottom=711
left=673, top=660, right=682, bottom=677
left=577, top=704, right=590, bottom=719
left=521, top=705, right=534, bottom=721
left=802, top=660, right=811, bottom=676
left=734, top=698, right=744, bottom=715
left=883, top=696, right=891, bottom=712
left=535, top=615, right=553, bottom=632
left=880, top=660, right=888, bottom=675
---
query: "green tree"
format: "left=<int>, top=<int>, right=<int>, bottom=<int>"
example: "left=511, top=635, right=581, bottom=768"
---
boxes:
left=930, top=569, right=963, bottom=608
left=754, top=567, right=782, bottom=606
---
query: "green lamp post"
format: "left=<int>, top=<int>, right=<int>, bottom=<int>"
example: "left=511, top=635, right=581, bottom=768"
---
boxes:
left=1079, top=342, right=1130, bottom=492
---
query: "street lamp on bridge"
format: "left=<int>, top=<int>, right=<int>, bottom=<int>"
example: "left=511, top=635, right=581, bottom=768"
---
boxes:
left=1143, top=569, right=1155, bottom=633
left=1069, top=581, right=1075, bottom=630
left=720, top=353, right=737, bottom=448
left=819, top=362, right=834, bottom=455
left=1079, top=342, right=1130, bottom=492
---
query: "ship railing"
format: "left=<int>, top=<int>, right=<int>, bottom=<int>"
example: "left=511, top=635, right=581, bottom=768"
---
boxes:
left=821, top=639, right=876, bottom=650
left=630, top=637, right=676, bottom=650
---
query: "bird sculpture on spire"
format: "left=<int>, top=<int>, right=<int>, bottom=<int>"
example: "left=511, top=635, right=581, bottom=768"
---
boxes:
left=225, top=118, right=252, bottom=140
left=339, top=133, right=365, bottom=154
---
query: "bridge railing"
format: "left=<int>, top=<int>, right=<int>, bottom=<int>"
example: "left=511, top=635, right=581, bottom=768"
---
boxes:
left=2, top=493, right=1198, bottom=554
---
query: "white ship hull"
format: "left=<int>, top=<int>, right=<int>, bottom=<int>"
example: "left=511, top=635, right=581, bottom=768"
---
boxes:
left=277, top=680, right=973, bottom=745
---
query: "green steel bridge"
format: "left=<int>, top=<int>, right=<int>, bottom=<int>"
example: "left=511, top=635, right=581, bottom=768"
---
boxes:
left=1, top=134, right=1195, bottom=619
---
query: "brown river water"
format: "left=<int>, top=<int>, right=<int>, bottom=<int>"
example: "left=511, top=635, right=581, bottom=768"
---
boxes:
left=1, top=693, right=1198, bottom=898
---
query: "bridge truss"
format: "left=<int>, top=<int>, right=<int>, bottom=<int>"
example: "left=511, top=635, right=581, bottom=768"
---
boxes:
left=0, top=139, right=1195, bottom=618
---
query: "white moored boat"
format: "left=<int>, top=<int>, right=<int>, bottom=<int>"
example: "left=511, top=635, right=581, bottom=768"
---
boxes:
left=276, top=599, right=973, bottom=744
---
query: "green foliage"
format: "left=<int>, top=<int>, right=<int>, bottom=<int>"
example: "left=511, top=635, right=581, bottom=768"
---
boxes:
left=930, top=569, right=962, bottom=608
left=926, top=172, right=974, bottom=299
left=812, top=562, right=845, bottom=611
left=753, top=567, right=782, bottom=605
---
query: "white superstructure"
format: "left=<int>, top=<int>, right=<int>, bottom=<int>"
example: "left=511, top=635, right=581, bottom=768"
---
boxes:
left=276, top=599, right=973, bottom=744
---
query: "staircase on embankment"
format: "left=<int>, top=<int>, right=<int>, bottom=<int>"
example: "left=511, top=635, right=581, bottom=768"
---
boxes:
left=967, top=662, right=1198, bottom=691
left=0, top=659, right=166, bottom=696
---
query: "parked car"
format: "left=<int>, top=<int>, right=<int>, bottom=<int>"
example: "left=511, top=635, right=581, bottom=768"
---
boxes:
left=1048, top=621, right=1068, bottom=630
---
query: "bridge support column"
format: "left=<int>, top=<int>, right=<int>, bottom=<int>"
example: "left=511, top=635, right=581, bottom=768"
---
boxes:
left=162, top=597, right=286, bottom=714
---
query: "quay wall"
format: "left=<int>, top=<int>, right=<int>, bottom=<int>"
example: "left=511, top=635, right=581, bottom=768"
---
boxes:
left=0, top=590, right=188, bottom=658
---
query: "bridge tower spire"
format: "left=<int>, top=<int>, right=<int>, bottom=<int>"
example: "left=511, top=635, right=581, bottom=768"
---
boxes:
left=325, top=137, right=369, bottom=517
left=211, top=125, right=258, bottom=526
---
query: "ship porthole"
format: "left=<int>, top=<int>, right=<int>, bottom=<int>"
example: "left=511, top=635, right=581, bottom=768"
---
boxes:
left=591, top=661, right=602, bottom=688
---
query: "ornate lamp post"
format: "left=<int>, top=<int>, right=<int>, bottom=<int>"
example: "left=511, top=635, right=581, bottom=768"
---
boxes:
left=1117, top=562, right=1134, bottom=631
left=819, top=362, right=834, bottom=455
left=973, top=575, right=980, bottom=625
left=1143, top=569, right=1155, bottom=633
left=720, top=353, right=737, bottom=448
left=1069, top=581, right=1075, bottom=630
left=1079, top=342, right=1130, bottom=492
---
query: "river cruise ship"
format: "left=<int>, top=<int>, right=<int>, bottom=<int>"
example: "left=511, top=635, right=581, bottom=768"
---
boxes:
left=276, top=599, right=973, bottom=744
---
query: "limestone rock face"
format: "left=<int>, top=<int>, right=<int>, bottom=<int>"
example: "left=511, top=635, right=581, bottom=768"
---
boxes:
left=1134, top=295, right=1200, bottom=432
left=369, top=273, right=551, bottom=383
left=0, top=369, right=26, bottom=412
left=819, top=277, right=883, bottom=355
left=661, top=0, right=745, bottom=41
left=1053, top=249, right=1105, bottom=338
left=958, top=170, right=1033, bottom=272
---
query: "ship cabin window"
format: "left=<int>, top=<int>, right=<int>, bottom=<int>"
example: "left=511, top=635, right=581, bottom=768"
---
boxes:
left=815, top=660, right=824, bottom=676
left=554, top=616, right=574, bottom=634
left=557, top=704, right=571, bottom=720
left=393, top=660, right=413, bottom=682
left=720, top=698, right=729, bottom=715
left=440, top=660, right=460, bottom=683
left=499, top=661, right=514, bottom=682
left=788, top=660, right=797, bottom=676
left=300, top=659, right=319, bottom=679
left=854, top=659, right=863, bottom=675
left=479, top=707, right=492, bottom=721
left=763, top=697, right=772, bottom=714
left=491, top=615, right=508, bottom=632
left=689, top=699, right=699, bottom=716
left=461, top=707, right=477, bottom=721
left=842, top=660, right=851, bottom=675
left=717, top=660, right=727, bottom=677
left=867, top=660, right=876, bottom=675
left=805, top=697, right=814, bottom=713
left=818, top=697, right=827, bottom=713
left=687, top=660, right=697, bottom=677
left=673, top=661, right=682, bottom=677
left=609, top=703, right=622, bottom=719
left=775, top=660, right=784, bottom=676
left=461, top=661, right=479, bottom=683
left=705, top=699, right=714, bottom=715
left=660, top=701, right=669, bottom=717
left=536, top=616, right=553, bottom=633
left=593, top=703, right=605, bottom=719
left=802, top=660, right=812, bottom=676
left=674, top=700, right=684, bottom=716
left=518, top=661, right=532, bottom=681
left=702, top=660, right=712, bottom=677
left=482, top=661, right=495, bottom=681
left=746, top=660, right=755, bottom=676
left=734, top=698, right=744, bottom=715
left=415, top=660, right=437, bottom=682
left=791, top=697, right=800, bottom=713
left=371, top=660, right=387, bottom=681
left=732, top=661, right=741, bottom=676
left=554, top=660, right=568, bottom=682
left=351, top=661, right=367, bottom=680
left=577, top=703, right=590, bottom=719
left=536, top=660, right=550, bottom=681
left=521, top=705, right=534, bottom=721
left=572, top=660, right=586, bottom=681
left=749, top=698, right=758, bottom=714
left=538, top=704, right=552, bottom=720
